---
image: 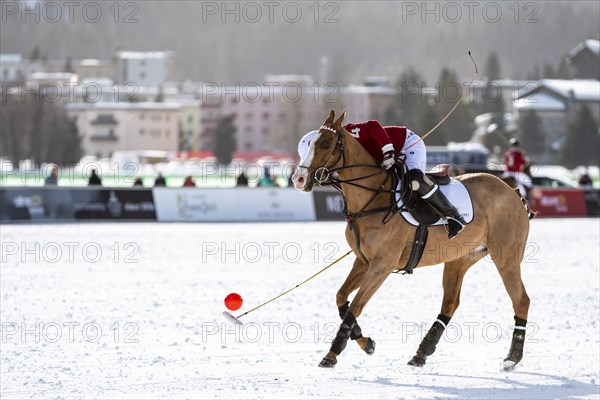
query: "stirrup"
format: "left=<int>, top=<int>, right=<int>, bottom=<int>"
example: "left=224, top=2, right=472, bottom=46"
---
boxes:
left=446, top=217, right=465, bottom=240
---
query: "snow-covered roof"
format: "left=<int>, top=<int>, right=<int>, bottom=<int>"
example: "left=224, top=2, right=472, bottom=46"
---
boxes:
left=264, top=74, right=314, bottom=85
left=116, top=51, right=173, bottom=60
left=540, top=79, right=600, bottom=101
left=341, top=85, right=396, bottom=95
left=0, top=54, right=22, bottom=63
left=516, top=79, right=600, bottom=102
left=569, top=39, right=600, bottom=58
left=513, top=93, right=566, bottom=111
left=65, top=101, right=182, bottom=111
left=27, top=72, right=78, bottom=82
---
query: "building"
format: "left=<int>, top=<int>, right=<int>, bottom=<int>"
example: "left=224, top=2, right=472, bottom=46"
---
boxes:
left=338, top=82, right=396, bottom=123
left=114, top=51, right=175, bottom=86
left=513, top=79, right=600, bottom=162
left=65, top=102, right=181, bottom=158
left=568, top=39, right=600, bottom=80
left=199, top=75, right=396, bottom=155
left=201, top=75, right=325, bottom=155
left=0, top=54, right=45, bottom=83
left=178, top=100, right=202, bottom=151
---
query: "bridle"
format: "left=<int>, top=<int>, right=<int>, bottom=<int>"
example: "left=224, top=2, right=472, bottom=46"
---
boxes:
left=302, top=124, right=414, bottom=224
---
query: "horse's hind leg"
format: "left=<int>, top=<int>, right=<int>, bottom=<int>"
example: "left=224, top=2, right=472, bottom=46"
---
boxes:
left=408, top=248, right=487, bottom=367
left=488, top=241, right=530, bottom=371
left=336, top=257, right=375, bottom=355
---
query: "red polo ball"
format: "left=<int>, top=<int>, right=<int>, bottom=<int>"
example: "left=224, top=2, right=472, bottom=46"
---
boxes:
left=224, top=293, right=243, bottom=311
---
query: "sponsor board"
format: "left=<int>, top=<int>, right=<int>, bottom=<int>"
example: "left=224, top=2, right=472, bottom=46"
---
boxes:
left=312, top=189, right=346, bottom=221
left=153, top=188, right=316, bottom=222
left=0, top=188, right=156, bottom=221
left=530, top=188, right=588, bottom=217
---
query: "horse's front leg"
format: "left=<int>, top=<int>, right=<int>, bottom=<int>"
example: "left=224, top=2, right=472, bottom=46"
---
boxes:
left=335, top=257, right=376, bottom=356
left=319, top=256, right=395, bottom=368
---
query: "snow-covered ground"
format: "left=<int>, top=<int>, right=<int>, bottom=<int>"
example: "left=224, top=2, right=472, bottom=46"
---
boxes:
left=1, top=219, right=599, bottom=399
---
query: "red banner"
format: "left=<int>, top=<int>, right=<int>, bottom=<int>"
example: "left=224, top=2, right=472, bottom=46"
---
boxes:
left=530, top=188, right=588, bottom=217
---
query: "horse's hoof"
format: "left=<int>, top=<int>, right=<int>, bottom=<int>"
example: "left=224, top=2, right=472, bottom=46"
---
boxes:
left=318, top=357, right=337, bottom=368
left=501, top=360, right=518, bottom=372
left=363, top=338, right=376, bottom=355
left=407, top=355, right=426, bottom=367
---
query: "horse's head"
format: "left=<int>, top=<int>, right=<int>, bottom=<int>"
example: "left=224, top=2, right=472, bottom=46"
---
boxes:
left=292, top=110, right=346, bottom=192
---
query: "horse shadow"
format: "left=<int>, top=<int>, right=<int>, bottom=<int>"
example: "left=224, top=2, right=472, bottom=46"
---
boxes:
left=347, top=371, right=599, bottom=399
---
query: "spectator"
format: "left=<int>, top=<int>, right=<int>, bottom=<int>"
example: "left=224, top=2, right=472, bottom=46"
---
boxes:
left=183, top=175, right=195, bottom=187
left=578, top=169, right=593, bottom=188
left=88, top=169, right=102, bottom=186
left=258, top=167, right=276, bottom=187
left=45, top=165, right=59, bottom=186
left=133, top=177, right=144, bottom=186
left=154, top=172, right=167, bottom=187
left=236, top=172, right=249, bottom=187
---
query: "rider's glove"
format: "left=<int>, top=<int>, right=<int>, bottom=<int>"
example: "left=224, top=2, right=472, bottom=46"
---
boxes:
left=381, top=151, right=396, bottom=170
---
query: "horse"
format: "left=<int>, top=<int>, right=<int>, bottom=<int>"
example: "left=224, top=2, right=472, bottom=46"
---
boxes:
left=502, top=164, right=533, bottom=200
left=292, top=110, right=532, bottom=372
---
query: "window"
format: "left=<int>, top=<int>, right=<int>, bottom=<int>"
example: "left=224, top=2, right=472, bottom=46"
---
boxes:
left=140, top=113, right=145, bottom=120
left=140, top=129, right=145, bottom=135
left=262, top=128, right=269, bottom=136
left=245, top=112, right=253, bottom=120
left=187, top=115, right=193, bottom=123
left=140, top=71, right=146, bottom=79
left=262, top=112, right=270, bottom=120
left=166, top=130, right=171, bottom=137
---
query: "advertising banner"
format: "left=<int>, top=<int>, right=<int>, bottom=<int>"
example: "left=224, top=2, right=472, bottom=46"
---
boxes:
left=312, top=189, right=346, bottom=221
left=153, top=188, right=316, bottom=222
left=0, top=188, right=156, bottom=221
left=530, top=188, right=588, bottom=217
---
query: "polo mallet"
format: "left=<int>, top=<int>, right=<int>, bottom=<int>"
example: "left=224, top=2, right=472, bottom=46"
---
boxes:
left=222, top=250, right=353, bottom=325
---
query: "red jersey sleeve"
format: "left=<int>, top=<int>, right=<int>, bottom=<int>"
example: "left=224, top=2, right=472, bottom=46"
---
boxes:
left=363, top=121, right=394, bottom=153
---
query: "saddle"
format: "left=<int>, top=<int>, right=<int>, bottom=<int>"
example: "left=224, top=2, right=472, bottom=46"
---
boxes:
left=397, top=163, right=452, bottom=226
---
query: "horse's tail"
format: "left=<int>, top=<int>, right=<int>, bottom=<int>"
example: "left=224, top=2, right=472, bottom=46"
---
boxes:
left=521, top=195, right=538, bottom=220
left=510, top=187, right=537, bottom=220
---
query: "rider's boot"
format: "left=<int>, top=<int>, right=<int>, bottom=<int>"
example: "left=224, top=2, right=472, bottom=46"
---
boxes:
left=408, top=169, right=467, bottom=239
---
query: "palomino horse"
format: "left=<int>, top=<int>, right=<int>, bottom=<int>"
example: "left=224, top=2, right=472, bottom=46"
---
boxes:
left=292, top=110, right=532, bottom=371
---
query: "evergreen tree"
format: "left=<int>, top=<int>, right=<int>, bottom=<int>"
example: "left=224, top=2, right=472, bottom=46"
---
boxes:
left=214, top=115, right=237, bottom=165
left=417, top=103, right=447, bottom=146
left=64, top=57, right=75, bottom=73
left=0, top=94, right=82, bottom=164
left=485, top=52, right=502, bottom=81
left=29, top=45, right=41, bottom=61
left=392, top=67, right=426, bottom=129
left=562, top=105, right=599, bottom=168
left=556, top=57, right=570, bottom=79
left=155, top=86, right=164, bottom=102
left=433, top=68, right=475, bottom=143
left=519, top=109, right=545, bottom=156
left=543, top=63, right=556, bottom=79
